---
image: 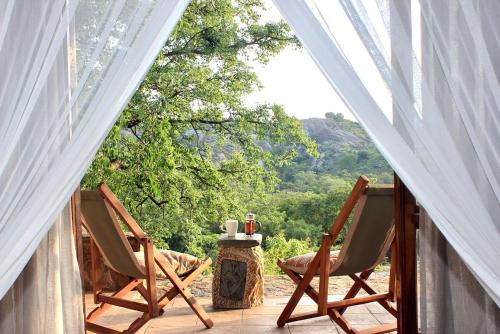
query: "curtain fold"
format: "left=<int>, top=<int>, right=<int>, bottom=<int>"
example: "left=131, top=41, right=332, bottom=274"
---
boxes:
left=420, top=211, right=500, bottom=333
left=0, top=205, right=84, bottom=334
left=273, top=0, right=500, bottom=306
left=0, top=0, right=189, bottom=300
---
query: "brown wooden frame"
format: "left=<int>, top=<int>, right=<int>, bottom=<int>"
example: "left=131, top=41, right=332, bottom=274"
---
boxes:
left=71, top=187, right=86, bottom=316
left=276, top=176, right=398, bottom=334
left=83, top=183, right=213, bottom=334
left=394, top=175, right=418, bottom=333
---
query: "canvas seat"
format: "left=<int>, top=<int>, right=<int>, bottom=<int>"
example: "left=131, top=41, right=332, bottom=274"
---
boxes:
left=134, top=249, right=203, bottom=278
left=282, top=250, right=340, bottom=275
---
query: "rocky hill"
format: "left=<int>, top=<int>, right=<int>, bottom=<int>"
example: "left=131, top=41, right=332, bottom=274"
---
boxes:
left=301, top=115, right=369, bottom=148
left=278, top=113, right=392, bottom=183
left=184, top=112, right=392, bottom=183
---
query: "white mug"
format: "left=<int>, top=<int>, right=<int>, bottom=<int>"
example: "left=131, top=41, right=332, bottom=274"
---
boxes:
left=220, top=219, right=238, bottom=237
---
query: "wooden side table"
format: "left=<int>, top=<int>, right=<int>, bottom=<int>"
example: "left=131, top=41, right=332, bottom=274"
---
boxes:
left=212, top=233, right=264, bottom=309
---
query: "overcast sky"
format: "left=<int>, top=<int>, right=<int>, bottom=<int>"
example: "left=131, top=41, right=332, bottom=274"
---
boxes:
left=245, top=0, right=423, bottom=123
left=245, top=1, right=356, bottom=121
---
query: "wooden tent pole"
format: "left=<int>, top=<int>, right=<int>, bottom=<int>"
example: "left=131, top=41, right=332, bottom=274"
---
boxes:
left=71, top=187, right=86, bottom=326
left=71, top=187, right=83, bottom=270
left=394, top=174, right=418, bottom=333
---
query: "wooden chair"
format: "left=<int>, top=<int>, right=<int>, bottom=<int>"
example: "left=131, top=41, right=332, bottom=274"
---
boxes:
left=276, top=176, right=398, bottom=334
left=81, top=183, right=213, bottom=334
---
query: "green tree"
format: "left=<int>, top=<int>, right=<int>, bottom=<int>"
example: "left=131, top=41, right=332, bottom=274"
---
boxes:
left=264, top=233, right=314, bottom=274
left=83, top=0, right=317, bottom=255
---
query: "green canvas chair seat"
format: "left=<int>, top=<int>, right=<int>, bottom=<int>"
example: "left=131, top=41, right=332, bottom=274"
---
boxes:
left=133, top=249, right=203, bottom=278
left=281, top=185, right=394, bottom=277
left=81, top=191, right=146, bottom=278
left=80, top=184, right=213, bottom=334
left=276, top=176, right=398, bottom=334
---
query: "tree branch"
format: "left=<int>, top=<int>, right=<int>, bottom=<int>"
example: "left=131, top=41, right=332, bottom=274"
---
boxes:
left=164, top=35, right=296, bottom=58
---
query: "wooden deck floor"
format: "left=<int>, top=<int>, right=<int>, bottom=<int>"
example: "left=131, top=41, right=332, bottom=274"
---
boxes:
left=85, top=294, right=396, bottom=334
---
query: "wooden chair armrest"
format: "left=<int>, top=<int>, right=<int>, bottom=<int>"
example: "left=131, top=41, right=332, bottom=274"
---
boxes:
left=97, top=183, right=146, bottom=240
left=139, top=236, right=151, bottom=247
left=140, top=237, right=155, bottom=266
left=321, top=233, right=335, bottom=249
left=328, top=176, right=369, bottom=242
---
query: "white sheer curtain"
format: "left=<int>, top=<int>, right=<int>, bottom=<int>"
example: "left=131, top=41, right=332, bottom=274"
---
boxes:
left=0, top=0, right=188, bottom=304
left=272, top=0, right=500, bottom=308
left=0, top=205, right=84, bottom=333
left=420, top=211, right=500, bottom=333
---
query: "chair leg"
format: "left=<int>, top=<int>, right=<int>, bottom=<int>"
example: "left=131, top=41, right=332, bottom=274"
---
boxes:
left=155, top=253, right=213, bottom=328
left=318, top=234, right=333, bottom=315
left=338, top=270, right=373, bottom=315
left=329, top=307, right=397, bottom=334
left=277, top=254, right=321, bottom=327
left=126, top=313, right=151, bottom=334
left=388, top=243, right=397, bottom=302
left=143, top=238, right=159, bottom=317
left=86, top=292, right=151, bottom=334
left=181, top=290, right=214, bottom=328
left=86, top=313, right=151, bottom=334
left=328, top=308, right=358, bottom=334
left=87, top=279, right=142, bottom=321
left=277, top=260, right=397, bottom=333
left=277, top=260, right=319, bottom=303
left=157, top=258, right=212, bottom=309
left=90, top=237, right=102, bottom=304
left=348, top=273, right=397, bottom=317
left=135, top=284, right=165, bottom=316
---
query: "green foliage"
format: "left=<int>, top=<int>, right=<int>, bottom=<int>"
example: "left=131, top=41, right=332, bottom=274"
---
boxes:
left=263, top=233, right=314, bottom=274
left=280, top=171, right=351, bottom=193
left=278, top=113, right=392, bottom=184
left=253, top=174, right=354, bottom=252
left=82, top=1, right=393, bottom=275
left=83, top=0, right=316, bottom=255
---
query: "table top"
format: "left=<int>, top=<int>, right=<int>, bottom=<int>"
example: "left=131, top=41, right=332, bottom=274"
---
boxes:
left=218, top=233, right=262, bottom=248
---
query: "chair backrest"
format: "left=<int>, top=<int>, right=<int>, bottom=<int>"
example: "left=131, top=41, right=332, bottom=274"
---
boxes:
left=81, top=191, right=146, bottom=279
left=330, top=185, right=394, bottom=276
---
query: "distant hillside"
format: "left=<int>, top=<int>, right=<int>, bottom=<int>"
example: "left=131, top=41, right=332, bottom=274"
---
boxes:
left=302, top=116, right=369, bottom=147
left=278, top=112, right=392, bottom=184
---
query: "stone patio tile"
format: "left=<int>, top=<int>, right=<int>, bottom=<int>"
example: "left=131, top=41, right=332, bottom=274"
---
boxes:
left=170, top=297, right=198, bottom=308
left=297, top=296, right=317, bottom=306
left=205, top=305, right=244, bottom=314
left=343, top=312, right=379, bottom=325
left=92, top=323, right=134, bottom=333
left=242, top=313, right=281, bottom=326
left=263, top=296, right=292, bottom=306
left=342, top=324, right=396, bottom=334
left=207, top=311, right=243, bottom=327
left=294, top=305, right=318, bottom=314
left=287, top=315, right=336, bottom=327
left=99, top=320, right=137, bottom=334
left=243, top=304, right=316, bottom=315
left=84, top=295, right=395, bottom=334
left=193, top=326, right=241, bottom=334
left=162, top=306, right=201, bottom=316
left=372, top=312, right=397, bottom=325
left=240, top=325, right=291, bottom=334
left=343, top=305, right=370, bottom=314
left=93, top=308, right=143, bottom=326
left=243, top=305, right=285, bottom=315
left=289, top=325, right=339, bottom=334
left=365, top=302, right=388, bottom=314
left=146, top=326, right=194, bottom=334
left=193, top=297, right=212, bottom=305
left=150, top=313, right=200, bottom=328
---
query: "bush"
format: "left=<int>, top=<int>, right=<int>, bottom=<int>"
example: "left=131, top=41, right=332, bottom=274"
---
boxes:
left=263, top=233, right=315, bottom=274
